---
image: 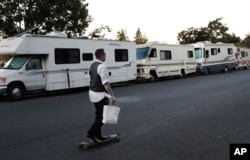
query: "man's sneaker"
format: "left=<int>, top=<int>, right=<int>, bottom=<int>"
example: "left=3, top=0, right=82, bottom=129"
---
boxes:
left=87, top=135, right=102, bottom=143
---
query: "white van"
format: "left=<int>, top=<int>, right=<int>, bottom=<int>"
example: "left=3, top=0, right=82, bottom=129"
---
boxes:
left=0, top=34, right=137, bottom=100
left=136, top=42, right=196, bottom=81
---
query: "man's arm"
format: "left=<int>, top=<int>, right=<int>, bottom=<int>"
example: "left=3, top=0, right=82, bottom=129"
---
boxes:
left=98, top=64, right=116, bottom=104
left=104, top=83, right=116, bottom=104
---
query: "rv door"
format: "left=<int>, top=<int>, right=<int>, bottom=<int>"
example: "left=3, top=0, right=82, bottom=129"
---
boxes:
left=24, top=56, right=46, bottom=91
left=148, top=48, right=157, bottom=65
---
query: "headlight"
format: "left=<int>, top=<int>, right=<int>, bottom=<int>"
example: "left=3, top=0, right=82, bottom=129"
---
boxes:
left=0, top=77, right=7, bottom=83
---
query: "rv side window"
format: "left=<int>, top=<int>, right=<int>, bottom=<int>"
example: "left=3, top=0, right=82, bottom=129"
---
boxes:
left=187, top=51, right=194, bottom=58
left=115, top=49, right=128, bottom=62
left=228, top=48, right=233, bottom=55
left=241, top=51, right=246, bottom=57
left=160, top=50, right=171, bottom=60
left=211, top=48, right=217, bottom=55
left=218, top=48, right=221, bottom=53
left=148, top=48, right=157, bottom=58
left=26, top=57, right=42, bottom=70
left=82, top=53, right=93, bottom=61
left=55, top=48, right=80, bottom=64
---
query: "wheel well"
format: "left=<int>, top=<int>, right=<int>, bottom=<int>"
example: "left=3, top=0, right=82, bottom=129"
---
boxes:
left=8, top=81, right=26, bottom=92
left=150, top=71, right=157, bottom=78
left=181, top=69, right=185, bottom=74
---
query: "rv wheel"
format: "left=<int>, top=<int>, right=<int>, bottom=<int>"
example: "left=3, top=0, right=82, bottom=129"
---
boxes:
left=234, top=65, right=239, bottom=71
left=178, top=70, right=185, bottom=78
left=148, top=73, right=156, bottom=82
left=224, top=67, right=228, bottom=72
left=7, top=84, right=24, bottom=101
left=203, top=69, right=209, bottom=75
left=245, top=64, right=249, bottom=70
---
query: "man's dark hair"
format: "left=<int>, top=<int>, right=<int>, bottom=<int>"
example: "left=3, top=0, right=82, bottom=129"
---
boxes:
left=95, top=49, right=105, bottom=58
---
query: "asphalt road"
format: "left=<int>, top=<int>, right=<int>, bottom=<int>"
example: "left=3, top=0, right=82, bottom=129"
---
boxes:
left=1, top=70, right=250, bottom=160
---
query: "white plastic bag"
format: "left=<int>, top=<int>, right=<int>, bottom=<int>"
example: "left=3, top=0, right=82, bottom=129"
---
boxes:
left=102, top=105, right=120, bottom=124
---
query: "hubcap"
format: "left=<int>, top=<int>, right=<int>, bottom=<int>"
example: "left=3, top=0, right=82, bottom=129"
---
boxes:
left=12, top=88, right=22, bottom=98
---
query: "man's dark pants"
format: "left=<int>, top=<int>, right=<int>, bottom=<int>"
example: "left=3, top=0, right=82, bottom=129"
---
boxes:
left=87, top=97, right=109, bottom=138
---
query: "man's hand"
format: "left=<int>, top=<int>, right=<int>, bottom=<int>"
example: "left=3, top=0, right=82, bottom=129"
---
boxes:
left=111, top=95, right=116, bottom=105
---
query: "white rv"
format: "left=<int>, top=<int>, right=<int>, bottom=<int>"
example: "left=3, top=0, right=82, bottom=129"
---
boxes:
left=235, top=47, right=250, bottom=69
left=0, top=34, right=137, bottom=100
left=136, top=42, right=197, bottom=81
left=192, top=41, right=236, bottom=74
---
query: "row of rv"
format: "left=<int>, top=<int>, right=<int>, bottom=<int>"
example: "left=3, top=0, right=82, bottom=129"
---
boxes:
left=0, top=34, right=249, bottom=100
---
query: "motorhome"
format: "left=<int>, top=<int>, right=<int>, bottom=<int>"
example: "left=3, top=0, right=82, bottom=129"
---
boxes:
left=192, top=41, right=236, bottom=74
left=0, top=34, right=137, bottom=100
left=136, top=42, right=197, bottom=81
left=235, top=47, right=250, bottom=69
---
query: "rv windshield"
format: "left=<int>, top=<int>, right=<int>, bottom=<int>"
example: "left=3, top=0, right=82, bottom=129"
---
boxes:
left=194, top=48, right=202, bottom=59
left=3, top=56, right=30, bottom=70
left=136, top=47, right=149, bottom=59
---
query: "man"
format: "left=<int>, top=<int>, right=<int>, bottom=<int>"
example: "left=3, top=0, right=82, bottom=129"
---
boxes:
left=87, top=48, right=116, bottom=143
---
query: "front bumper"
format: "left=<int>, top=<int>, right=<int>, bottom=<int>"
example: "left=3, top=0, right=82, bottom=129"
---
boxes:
left=0, top=86, right=7, bottom=95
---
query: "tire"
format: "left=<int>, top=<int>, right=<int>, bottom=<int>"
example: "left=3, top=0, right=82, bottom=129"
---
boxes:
left=224, top=67, right=228, bottom=73
left=7, top=84, right=24, bottom=101
left=178, top=70, right=185, bottom=78
left=245, top=64, right=249, bottom=70
left=203, top=69, right=209, bottom=75
left=148, top=73, right=156, bottom=82
left=234, top=65, right=238, bottom=71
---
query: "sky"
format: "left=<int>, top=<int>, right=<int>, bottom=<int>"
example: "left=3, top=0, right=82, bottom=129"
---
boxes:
left=85, top=0, right=250, bottom=44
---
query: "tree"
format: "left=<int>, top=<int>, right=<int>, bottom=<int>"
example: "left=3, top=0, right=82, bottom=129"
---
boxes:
left=240, top=33, right=250, bottom=48
left=0, top=0, right=22, bottom=37
left=177, top=17, right=241, bottom=45
left=220, top=33, right=241, bottom=45
left=88, top=25, right=112, bottom=39
left=0, top=0, right=92, bottom=37
left=207, top=17, right=229, bottom=42
left=116, top=29, right=129, bottom=41
left=177, top=27, right=209, bottom=44
left=134, top=28, right=148, bottom=44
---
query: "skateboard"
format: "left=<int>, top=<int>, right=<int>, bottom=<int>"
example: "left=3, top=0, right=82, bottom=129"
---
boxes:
left=78, top=133, right=120, bottom=149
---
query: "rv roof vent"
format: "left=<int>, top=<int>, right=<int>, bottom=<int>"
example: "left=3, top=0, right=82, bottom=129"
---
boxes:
left=216, top=42, right=224, bottom=44
left=146, top=41, right=159, bottom=45
left=197, top=41, right=211, bottom=44
left=46, top=32, right=67, bottom=38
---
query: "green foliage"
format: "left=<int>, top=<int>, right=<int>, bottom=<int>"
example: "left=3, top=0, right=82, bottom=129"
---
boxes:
left=88, top=25, right=112, bottom=39
left=0, top=0, right=92, bottom=37
left=177, top=17, right=241, bottom=45
left=177, top=27, right=209, bottom=44
left=116, top=29, right=129, bottom=41
left=240, top=33, right=250, bottom=48
left=207, top=17, right=229, bottom=42
left=134, top=28, right=148, bottom=44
